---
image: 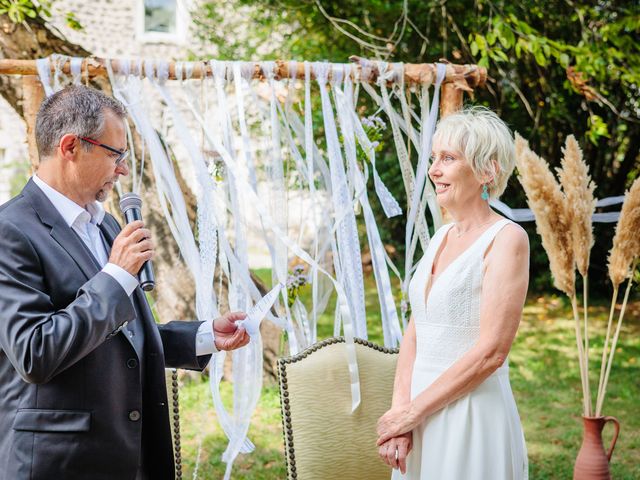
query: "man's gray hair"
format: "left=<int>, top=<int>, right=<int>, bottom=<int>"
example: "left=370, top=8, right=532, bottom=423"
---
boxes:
left=35, top=85, right=127, bottom=159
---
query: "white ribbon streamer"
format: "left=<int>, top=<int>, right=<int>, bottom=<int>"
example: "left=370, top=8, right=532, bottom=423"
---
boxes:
left=238, top=283, right=284, bottom=336
left=491, top=197, right=623, bottom=223
left=36, top=58, right=54, bottom=96
left=333, top=76, right=403, bottom=347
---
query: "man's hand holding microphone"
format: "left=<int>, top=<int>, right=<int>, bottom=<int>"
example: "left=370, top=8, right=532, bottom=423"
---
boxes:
left=109, top=220, right=154, bottom=278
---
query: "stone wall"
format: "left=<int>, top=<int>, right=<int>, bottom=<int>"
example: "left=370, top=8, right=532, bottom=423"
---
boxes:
left=46, top=0, right=210, bottom=59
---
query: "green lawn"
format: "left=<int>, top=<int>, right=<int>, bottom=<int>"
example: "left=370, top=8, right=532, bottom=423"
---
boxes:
left=177, top=274, right=640, bottom=479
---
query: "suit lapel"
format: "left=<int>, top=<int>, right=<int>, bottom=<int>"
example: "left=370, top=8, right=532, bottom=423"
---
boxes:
left=97, top=218, right=115, bottom=257
left=23, top=179, right=100, bottom=280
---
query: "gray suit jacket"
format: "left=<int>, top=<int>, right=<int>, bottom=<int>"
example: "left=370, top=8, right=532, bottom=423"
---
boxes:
left=0, top=179, right=209, bottom=479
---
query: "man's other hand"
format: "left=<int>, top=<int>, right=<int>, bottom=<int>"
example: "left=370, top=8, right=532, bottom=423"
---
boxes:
left=213, top=312, right=250, bottom=351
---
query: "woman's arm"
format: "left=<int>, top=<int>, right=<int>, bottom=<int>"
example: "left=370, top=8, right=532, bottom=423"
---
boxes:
left=377, top=224, right=529, bottom=443
left=378, top=315, right=417, bottom=473
left=391, top=315, right=417, bottom=407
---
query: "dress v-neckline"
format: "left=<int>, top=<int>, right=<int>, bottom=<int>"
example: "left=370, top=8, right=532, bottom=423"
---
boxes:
left=423, top=220, right=506, bottom=308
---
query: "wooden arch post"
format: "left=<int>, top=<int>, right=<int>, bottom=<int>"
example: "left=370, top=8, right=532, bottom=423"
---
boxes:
left=22, top=75, right=44, bottom=172
left=440, top=83, right=464, bottom=117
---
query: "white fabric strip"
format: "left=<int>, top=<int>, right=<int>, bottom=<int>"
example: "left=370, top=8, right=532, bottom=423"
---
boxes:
left=51, top=54, right=67, bottom=92
left=397, top=83, right=436, bottom=243
left=318, top=63, right=367, bottom=339
left=491, top=198, right=622, bottom=223
left=69, top=57, right=83, bottom=84
left=36, top=57, right=54, bottom=96
left=333, top=76, right=403, bottom=347
left=405, top=64, right=445, bottom=265
left=232, top=62, right=259, bottom=192
left=262, top=61, right=297, bottom=352
left=316, top=62, right=365, bottom=411
left=237, top=283, right=284, bottom=336
left=304, top=61, right=320, bottom=342
left=399, top=65, right=446, bottom=325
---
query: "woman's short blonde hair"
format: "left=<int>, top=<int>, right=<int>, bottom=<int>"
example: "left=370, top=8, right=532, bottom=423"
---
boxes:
left=432, top=106, right=515, bottom=199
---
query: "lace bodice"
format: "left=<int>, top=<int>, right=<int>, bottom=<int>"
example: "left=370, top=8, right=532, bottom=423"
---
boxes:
left=408, top=219, right=512, bottom=371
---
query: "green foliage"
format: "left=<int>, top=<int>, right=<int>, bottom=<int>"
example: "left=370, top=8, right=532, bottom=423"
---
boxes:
left=356, top=114, right=386, bottom=166
left=0, top=0, right=83, bottom=30
left=64, top=11, right=82, bottom=31
left=0, top=0, right=49, bottom=23
left=587, top=114, right=610, bottom=145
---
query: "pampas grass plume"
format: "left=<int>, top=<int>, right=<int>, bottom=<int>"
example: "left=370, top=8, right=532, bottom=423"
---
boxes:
left=558, top=135, right=595, bottom=277
left=515, top=133, right=575, bottom=296
left=608, top=177, right=640, bottom=287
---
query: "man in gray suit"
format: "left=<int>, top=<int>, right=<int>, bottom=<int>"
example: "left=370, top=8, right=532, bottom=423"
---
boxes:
left=0, top=85, right=249, bottom=479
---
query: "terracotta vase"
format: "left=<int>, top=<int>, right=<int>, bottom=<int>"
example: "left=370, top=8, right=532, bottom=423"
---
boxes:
left=573, top=416, right=620, bottom=480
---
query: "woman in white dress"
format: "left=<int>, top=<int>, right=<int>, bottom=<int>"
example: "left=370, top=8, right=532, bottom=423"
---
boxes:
left=376, top=107, right=529, bottom=479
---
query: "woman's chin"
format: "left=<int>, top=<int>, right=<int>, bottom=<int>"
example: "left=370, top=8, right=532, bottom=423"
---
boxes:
left=435, top=190, right=451, bottom=204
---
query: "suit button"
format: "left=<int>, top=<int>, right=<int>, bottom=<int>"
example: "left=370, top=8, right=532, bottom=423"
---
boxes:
left=129, top=410, right=141, bottom=422
left=126, top=358, right=138, bottom=369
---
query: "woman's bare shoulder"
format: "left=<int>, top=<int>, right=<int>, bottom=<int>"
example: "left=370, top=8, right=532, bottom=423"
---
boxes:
left=500, top=221, right=528, bottom=243
left=490, top=221, right=529, bottom=258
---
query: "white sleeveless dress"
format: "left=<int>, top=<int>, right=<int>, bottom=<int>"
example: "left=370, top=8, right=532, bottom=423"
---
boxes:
left=392, top=219, right=528, bottom=480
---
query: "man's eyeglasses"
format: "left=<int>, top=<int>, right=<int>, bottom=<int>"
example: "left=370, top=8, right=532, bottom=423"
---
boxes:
left=79, top=136, right=129, bottom=166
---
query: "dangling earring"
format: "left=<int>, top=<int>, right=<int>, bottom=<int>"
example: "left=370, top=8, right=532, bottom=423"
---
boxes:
left=481, top=184, right=489, bottom=201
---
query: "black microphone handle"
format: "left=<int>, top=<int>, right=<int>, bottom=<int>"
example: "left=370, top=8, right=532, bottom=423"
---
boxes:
left=123, top=208, right=155, bottom=292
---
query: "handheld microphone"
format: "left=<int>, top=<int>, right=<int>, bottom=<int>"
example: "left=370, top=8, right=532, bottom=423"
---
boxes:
left=119, top=193, right=155, bottom=292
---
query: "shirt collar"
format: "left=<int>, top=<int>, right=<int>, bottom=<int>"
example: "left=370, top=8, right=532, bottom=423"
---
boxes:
left=32, top=174, right=106, bottom=227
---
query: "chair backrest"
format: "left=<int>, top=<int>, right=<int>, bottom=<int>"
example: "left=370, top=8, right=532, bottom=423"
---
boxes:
left=278, top=337, right=399, bottom=480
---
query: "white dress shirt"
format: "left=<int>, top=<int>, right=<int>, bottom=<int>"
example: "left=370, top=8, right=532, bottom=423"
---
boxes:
left=32, top=175, right=216, bottom=355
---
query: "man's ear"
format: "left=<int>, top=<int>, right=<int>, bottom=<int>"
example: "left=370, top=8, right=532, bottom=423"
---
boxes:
left=58, top=134, right=79, bottom=160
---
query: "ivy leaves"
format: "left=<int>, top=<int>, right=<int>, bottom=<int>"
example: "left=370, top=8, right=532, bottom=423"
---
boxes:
left=0, top=0, right=47, bottom=24
left=0, top=0, right=82, bottom=30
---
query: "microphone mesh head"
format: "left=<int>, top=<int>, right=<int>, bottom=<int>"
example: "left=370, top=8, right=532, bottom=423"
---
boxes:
left=119, top=192, right=142, bottom=213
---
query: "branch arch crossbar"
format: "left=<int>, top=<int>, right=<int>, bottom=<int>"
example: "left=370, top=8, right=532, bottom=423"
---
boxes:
left=0, top=56, right=486, bottom=88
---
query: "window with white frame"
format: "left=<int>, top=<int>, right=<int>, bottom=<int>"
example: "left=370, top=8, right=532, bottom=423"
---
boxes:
left=145, top=0, right=176, bottom=33
left=138, top=0, right=185, bottom=43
